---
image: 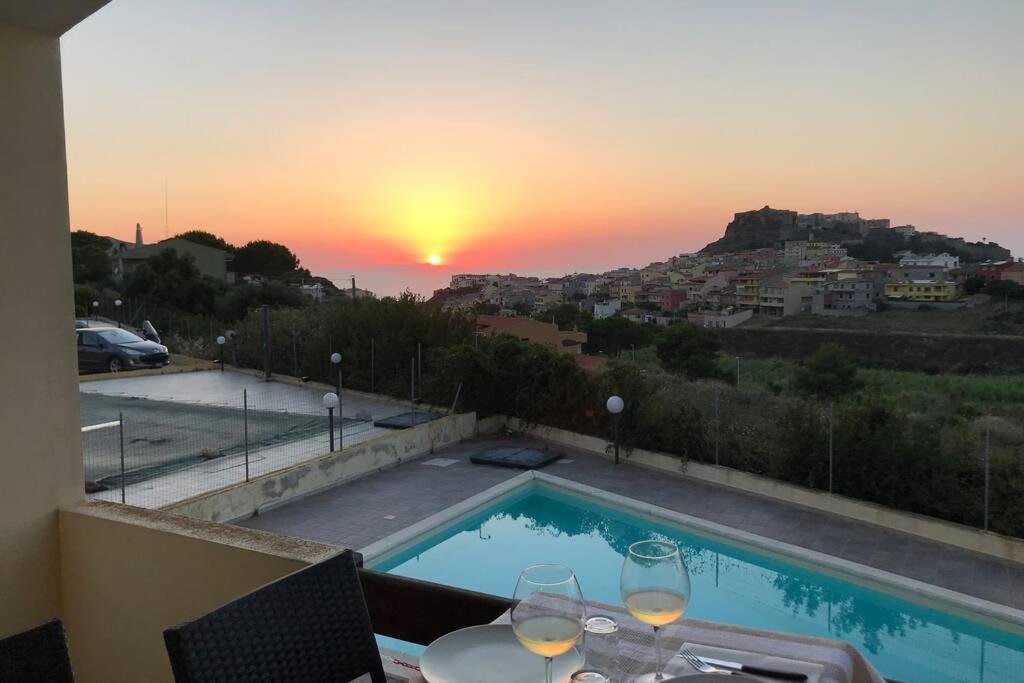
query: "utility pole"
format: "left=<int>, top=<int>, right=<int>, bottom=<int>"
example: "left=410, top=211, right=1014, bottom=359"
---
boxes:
left=351, top=276, right=357, bottom=301
left=370, top=338, right=375, bottom=393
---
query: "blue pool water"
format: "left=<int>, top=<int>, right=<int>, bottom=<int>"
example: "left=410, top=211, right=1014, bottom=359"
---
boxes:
left=370, top=484, right=1024, bottom=683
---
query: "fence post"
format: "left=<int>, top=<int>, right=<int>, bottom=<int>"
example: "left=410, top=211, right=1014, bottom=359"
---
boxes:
left=243, top=389, right=250, bottom=483
left=984, top=426, right=990, bottom=531
left=828, top=401, right=834, bottom=495
left=714, top=388, right=720, bottom=466
left=292, top=333, right=298, bottom=377
left=261, top=305, right=271, bottom=381
left=119, top=411, right=126, bottom=504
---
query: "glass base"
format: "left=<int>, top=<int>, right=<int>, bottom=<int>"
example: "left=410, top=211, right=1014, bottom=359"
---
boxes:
left=570, top=671, right=611, bottom=683
left=629, top=674, right=670, bottom=683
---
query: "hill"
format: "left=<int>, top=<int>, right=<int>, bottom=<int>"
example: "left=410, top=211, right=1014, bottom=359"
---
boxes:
left=701, top=205, right=1012, bottom=262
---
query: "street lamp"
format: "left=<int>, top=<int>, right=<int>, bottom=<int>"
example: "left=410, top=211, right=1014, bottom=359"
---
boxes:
left=606, top=395, right=624, bottom=465
left=322, top=392, right=339, bottom=452
left=91, top=300, right=99, bottom=320
left=114, top=298, right=122, bottom=327
left=330, top=352, right=343, bottom=449
left=216, top=335, right=226, bottom=372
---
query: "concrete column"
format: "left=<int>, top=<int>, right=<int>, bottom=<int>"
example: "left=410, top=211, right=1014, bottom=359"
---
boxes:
left=0, top=21, right=86, bottom=636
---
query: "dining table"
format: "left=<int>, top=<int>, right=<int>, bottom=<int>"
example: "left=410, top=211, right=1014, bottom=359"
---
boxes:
left=395, top=597, right=888, bottom=683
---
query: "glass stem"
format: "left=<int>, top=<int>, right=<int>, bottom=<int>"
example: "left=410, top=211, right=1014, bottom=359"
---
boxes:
left=545, top=656, right=553, bottom=683
left=653, top=625, right=664, bottom=679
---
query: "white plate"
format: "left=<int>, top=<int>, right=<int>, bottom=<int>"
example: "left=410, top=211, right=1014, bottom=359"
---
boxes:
left=420, top=624, right=584, bottom=683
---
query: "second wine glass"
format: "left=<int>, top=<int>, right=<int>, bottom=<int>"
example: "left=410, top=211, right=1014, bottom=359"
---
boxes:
left=512, top=564, right=586, bottom=683
left=620, top=540, right=691, bottom=683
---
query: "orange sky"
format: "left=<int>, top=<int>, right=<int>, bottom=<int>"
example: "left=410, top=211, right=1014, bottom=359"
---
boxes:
left=61, top=1, right=1023, bottom=280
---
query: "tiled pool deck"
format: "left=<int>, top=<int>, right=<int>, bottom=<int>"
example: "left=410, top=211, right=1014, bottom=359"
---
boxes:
left=239, top=436, right=1024, bottom=611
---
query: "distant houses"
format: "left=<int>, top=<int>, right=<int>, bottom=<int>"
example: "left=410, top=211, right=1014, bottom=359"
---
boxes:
left=112, top=237, right=235, bottom=283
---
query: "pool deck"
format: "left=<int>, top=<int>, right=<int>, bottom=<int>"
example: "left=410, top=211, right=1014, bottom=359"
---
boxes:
left=238, top=435, right=1024, bottom=611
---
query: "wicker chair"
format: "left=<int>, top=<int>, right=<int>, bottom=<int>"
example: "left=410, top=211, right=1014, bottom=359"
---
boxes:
left=163, top=550, right=386, bottom=682
left=0, top=619, right=75, bottom=683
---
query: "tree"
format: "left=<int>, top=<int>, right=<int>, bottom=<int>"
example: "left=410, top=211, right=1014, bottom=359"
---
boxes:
left=584, top=316, right=654, bottom=356
left=792, top=344, right=863, bottom=401
left=70, top=230, right=113, bottom=284
left=654, top=323, right=723, bottom=380
left=123, top=248, right=217, bottom=314
left=175, top=230, right=235, bottom=253
left=232, top=240, right=299, bottom=277
left=214, top=282, right=307, bottom=322
left=533, top=303, right=592, bottom=330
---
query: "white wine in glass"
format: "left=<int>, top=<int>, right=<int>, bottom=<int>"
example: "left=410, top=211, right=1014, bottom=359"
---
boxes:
left=512, top=564, right=586, bottom=683
left=620, top=540, right=691, bottom=683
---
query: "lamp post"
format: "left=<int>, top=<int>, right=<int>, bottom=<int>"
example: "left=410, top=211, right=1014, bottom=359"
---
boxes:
left=217, top=335, right=226, bottom=372
left=323, top=392, right=339, bottom=452
left=330, top=352, right=343, bottom=449
left=606, top=395, right=624, bottom=465
left=114, top=298, right=122, bottom=327
left=91, top=300, right=99, bottom=320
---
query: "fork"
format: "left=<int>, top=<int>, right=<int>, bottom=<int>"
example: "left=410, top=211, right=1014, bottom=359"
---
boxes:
left=678, top=649, right=744, bottom=677
left=678, top=648, right=807, bottom=681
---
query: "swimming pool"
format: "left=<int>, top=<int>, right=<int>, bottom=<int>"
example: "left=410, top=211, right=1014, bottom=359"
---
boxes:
left=367, top=479, right=1024, bottom=683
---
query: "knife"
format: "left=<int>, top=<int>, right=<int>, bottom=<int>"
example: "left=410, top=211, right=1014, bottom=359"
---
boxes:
left=698, top=656, right=808, bottom=681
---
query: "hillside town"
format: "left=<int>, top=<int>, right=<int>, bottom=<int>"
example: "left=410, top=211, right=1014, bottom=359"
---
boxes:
left=431, top=206, right=1023, bottom=334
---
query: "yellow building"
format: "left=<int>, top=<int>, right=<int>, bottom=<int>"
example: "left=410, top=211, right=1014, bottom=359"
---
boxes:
left=885, top=281, right=961, bottom=302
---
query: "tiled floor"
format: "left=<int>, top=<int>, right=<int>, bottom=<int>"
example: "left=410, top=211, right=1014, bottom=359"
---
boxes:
left=239, top=436, right=1024, bottom=611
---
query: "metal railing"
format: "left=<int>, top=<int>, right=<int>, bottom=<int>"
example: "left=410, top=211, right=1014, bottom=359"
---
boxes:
left=81, top=386, right=378, bottom=508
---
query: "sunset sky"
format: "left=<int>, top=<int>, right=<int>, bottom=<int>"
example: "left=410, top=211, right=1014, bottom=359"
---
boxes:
left=62, top=1, right=1022, bottom=294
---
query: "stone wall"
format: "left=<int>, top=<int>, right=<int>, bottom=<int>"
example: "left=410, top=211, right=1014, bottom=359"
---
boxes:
left=720, top=326, right=1024, bottom=373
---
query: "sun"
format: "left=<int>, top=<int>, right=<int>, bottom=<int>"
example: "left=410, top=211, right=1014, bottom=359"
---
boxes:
left=427, top=254, right=442, bottom=266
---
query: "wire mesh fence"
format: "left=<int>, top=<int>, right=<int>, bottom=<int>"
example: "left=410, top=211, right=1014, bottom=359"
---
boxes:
left=81, top=384, right=379, bottom=508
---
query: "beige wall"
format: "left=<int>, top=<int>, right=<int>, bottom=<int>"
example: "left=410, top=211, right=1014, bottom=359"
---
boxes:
left=0, top=22, right=86, bottom=637
left=59, top=502, right=337, bottom=683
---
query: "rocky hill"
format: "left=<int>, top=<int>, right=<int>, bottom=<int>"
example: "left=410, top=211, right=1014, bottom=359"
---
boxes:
left=701, top=206, right=1011, bottom=262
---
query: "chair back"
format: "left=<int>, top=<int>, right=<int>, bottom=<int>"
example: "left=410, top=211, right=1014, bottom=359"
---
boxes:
left=0, top=619, right=75, bottom=683
left=164, top=550, right=385, bottom=682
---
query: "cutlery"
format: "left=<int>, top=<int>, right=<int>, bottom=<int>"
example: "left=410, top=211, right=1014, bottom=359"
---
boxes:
left=678, top=648, right=808, bottom=681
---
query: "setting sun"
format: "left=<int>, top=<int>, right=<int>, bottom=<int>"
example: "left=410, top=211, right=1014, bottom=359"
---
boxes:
left=427, top=254, right=442, bottom=266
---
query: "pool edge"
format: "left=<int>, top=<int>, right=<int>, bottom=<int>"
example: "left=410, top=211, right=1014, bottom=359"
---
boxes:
left=361, top=469, right=1024, bottom=634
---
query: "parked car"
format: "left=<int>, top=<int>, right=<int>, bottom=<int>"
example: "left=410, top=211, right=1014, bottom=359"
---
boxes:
left=76, top=327, right=170, bottom=373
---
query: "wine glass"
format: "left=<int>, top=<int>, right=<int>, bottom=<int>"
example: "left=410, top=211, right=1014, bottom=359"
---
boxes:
left=512, top=564, right=586, bottom=683
left=620, top=540, right=691, bottom=683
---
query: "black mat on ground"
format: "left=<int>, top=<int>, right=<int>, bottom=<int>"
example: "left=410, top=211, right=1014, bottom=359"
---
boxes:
left=470, top=447, right=563, bottom=470
left=373, top=411, right=442, bottom=429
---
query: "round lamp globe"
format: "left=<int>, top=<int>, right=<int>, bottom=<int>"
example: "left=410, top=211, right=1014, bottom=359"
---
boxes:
left=606, top=395, right=625, bottom=415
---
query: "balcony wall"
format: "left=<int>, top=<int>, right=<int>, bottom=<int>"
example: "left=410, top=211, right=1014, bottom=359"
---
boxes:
left=0, top=20, right=86, bottom=638
left=59, top=501, right=337, bottom=683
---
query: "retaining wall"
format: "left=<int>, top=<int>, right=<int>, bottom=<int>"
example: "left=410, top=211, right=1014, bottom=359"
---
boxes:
left=164, top=412, right=478, bottom=523
left=719, top=326, right=1024, bottom=373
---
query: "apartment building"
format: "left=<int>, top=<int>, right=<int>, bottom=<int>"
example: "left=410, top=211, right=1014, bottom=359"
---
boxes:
left=885, top=281, right=961, bottom=302
left=899, top=252, right=961, bottom=270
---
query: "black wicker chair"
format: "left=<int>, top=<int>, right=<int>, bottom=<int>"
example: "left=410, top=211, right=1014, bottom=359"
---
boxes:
left=0, top=619, right=75, bottom=683
left=163, top=550, right=386, bottom=683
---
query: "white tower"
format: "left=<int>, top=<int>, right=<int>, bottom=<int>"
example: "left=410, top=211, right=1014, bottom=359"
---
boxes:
left=135, top=222, right=143, bottom=247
